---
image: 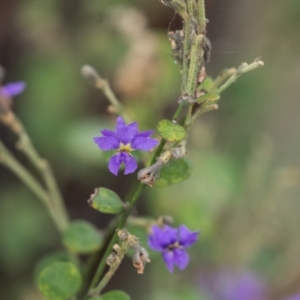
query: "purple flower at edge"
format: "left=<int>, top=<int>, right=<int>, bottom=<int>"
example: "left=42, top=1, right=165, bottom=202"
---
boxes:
left=0, top=81, right=26, bottom=97
left=93, top=116, right=159, bottom=175
left=148, top=224, right=199, bottom=273
left=285, top=293, right=300, bottom=300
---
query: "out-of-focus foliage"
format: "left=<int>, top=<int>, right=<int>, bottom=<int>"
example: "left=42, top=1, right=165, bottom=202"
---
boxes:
left=1, top=0, right=300, bottom=300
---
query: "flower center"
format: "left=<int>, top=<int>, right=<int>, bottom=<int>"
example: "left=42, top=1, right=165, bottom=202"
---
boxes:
left=118, top=143, right=133, bottom=153
left=167, top=242, right=181, bottom=250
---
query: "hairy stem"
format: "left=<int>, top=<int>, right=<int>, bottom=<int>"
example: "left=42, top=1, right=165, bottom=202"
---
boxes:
left=198, top=0, right=206, bottom=34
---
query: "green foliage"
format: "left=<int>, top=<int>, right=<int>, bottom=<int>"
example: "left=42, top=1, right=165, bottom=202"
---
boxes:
left=198, top=76, right=214, bottom=92
left=62, top=220, right=103, bottom=254
left=89, top=187, right=124, bottom=214
left=87, top=290, right=131, bottom=300
left=157, top=120, right=186, bottom=142
left=34, top=251, right=69, bottom=281
left=155, top=158, right=194, bottom=187
left=38, top=261, right=82, bottom=300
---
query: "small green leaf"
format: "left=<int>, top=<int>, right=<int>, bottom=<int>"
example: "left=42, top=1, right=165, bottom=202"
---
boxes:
left=198, top=76, right=214, bottom=92
left=88, top=188, right=123, bottom=214
left=154, top=158, right=194, bottom=187
left=62, top=220, right=103, bottom=254
left=38, top=262, right=81, bottom=300
left=87, top=290, right=131, bottom=300
left=196, top=93, right=220, bottom=104
left=157, top=120, right=186, bottom=142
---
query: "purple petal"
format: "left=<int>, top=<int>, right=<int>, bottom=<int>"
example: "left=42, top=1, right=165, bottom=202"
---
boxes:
left=162, top=250, right=175, bottom=273
left=134, top=130, right=155, bottom=137
left=148, top=226, right=165, bottom=251
left=148, top=225, right=178, bottom=251
left=93, top=135, right=119, bottom=151
left=115, top=116, right=138, bottom=144
left=286, top=294, right=300, bottom=300
left=116, top=116, right=126, bottom=127
left=0, top=81, right=26, bottom=97
left=131, top=134, right=159, bottom=151
left=120, top=152, right=137, bottom=174
left=178, top=225, right=199, bottom=248
left=108, top=153, right=122, bottom=175
left=214, top=270, right=266, bottom=300
left=173, top=248, right=189, bottom=270
left=100, top=129, right=118, bottom=137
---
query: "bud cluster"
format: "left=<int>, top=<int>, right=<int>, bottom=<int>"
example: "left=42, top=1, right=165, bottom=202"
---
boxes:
left=106, top=228, right=150, bottom=275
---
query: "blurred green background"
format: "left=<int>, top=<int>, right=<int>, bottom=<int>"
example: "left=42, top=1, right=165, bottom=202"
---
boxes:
left=1, top=0, right=300, bottom=299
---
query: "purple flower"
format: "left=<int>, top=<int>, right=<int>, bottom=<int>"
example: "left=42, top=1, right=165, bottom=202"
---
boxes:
left=93, top=116, right=159, bottom=175
left=0, top=82, right=26, bottom=97
left=199, top=269, right=266, bottom=300
left=285, top=293, right=300, bottom=300
left=148, top=224, right=199, bottom=272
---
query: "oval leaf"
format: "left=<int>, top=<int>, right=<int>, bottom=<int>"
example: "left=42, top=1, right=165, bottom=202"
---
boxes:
left=38, top=261, right=81, bottom=300
left=88, top=188, right=123, bottom=214
left=154, top=158, right=194, bottom=187
left=101, top=290, right=131, bottom=300
left=62, top=220, right=103, bottom=254
left=34, top=251, right=69, bottom=281
left=157, top=120, right=186, bottom=142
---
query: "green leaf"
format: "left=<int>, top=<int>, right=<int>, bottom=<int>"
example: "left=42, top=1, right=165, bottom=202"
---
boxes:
left=87, top=290, right=131, bottom=300
left=38, top=262, right=81, bottom=300
left=198, top=76, right=214, bottom=92
left=157, top=120, right=186, bottom=142
left=154, top=158, right=194, bottom=187
left=196, top=93, right=220, bottom=104
left=62, top=220, right=103, bottom=254
left=88, top=188, right=124, bottom=214
left=34, top=251, right=69, bottom=281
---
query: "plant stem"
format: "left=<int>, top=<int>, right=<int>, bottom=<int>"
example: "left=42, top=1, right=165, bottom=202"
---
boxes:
left=182, top=21, right=191, bottom=93
left=0, top=141, right=63, bottom=232
left=85, top=103, right=184, bottom=297
left=93, top=242, right=128, bottom=295
left=186, top=34, right=203, bottom=96
left=0, top=111, right=69, bottom=230
left=217, top=59, right=264, bottom=94
left=95, top=78, right=130, bottom=123
left=198, top=0, right=206, bottom=34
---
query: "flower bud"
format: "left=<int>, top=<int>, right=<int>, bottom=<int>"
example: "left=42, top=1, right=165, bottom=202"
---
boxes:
left=137, top=161, right=162, bottom=187
left=117, top=228, right=129, bottom=242
left=106, top=252, right=120, bottom=266
left=158, top=215, right=174, bottom=226
left=132, top=245, right=150, bottom=274
left=81, top=65, right=103, bottom=87
left=171, top=140, right=186, bottom=160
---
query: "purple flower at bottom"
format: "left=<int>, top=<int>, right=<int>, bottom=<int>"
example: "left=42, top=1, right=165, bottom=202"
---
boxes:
left=148, top=224, right=199, bottom=272
left=285, top=293, right=300, bottom=300
left=0, top=81, right=26, bottom=97
left=199, top=269, right=266, bottom=300
left=93, top=116, right=159, bottom=175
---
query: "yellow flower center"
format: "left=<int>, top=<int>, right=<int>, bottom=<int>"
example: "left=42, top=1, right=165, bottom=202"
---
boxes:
left=118, top=143, right=133, bottom=152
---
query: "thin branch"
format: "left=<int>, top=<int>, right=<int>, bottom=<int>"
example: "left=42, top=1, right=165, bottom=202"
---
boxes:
left=0, top=111, right=69, bottom=230
left=217, top=59, right=264, bottom=94
left=0, top=140, right=63, bottom=232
